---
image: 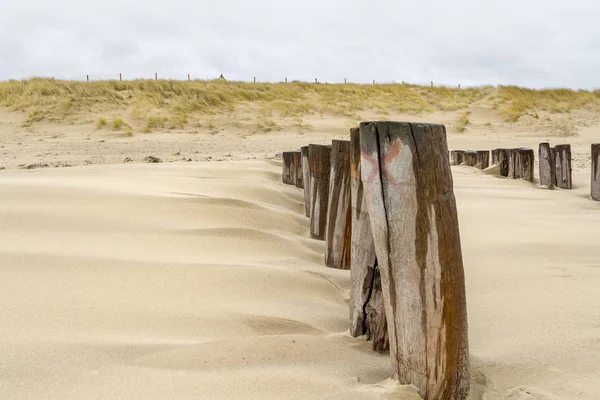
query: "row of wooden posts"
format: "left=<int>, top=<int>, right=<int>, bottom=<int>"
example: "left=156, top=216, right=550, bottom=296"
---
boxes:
left=282, top=121, right=469, bottom=400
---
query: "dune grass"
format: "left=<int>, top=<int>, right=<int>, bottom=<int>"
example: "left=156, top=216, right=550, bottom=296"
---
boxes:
left=1, top=78, right=600, bottom=131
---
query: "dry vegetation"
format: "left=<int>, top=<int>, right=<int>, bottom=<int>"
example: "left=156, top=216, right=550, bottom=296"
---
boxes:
left=2, top=78, right=600, bottom=133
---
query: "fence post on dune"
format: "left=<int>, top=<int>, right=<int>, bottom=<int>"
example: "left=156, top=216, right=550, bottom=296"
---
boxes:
left=348, top=127, right=387, bottom=352
left=309, top=144, right=331, bottom=240
left=591, top=144, right=600, bottom=201
left=155, top=72, right=158, bottom=81
left=554, top=144, right=572, bottom=189
left=325, top=140, right=352, bottom=270
left=301, top=146, right=311, bottom=216
left=359, top=121, right=469, bottom=400
left=188, top=74, right=191, bottom=81
left=464, top=151, right=477, bottom=167
left=476, top=150, right=489, bottom=169
left=119, top=73, right=122, bottom=81
left=450, top=150, right=465, bottom=166
left=86, top=75, right=89, bottom=82
left=293, top=151, right=303, bottom=189
left=282, top=151, right=294, bottom=185
left=538, top=143, right=555, bottom=189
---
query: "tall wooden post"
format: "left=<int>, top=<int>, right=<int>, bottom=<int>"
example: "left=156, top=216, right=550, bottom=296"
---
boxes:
left=591, top=144, right=600, bottom=201
left=349, top=128, right=387, bottom=351
left=450, top=150, right=464, bottom=166
left=325, top=140, right=352, bottom=270
left=476, top=150, right=489, bottom=169
left=359, top=121, right=469, bottom=400
left=301, top=146, right=311, bottom=216
left=282, top=151, right=294, bottom=185
left=538, top=143, right=555, bottom=189
left=293, top=151, right=303, bottom=189
left=309, top=144, right=331, bottom=240
left=554, top=144, right=572, bottom=189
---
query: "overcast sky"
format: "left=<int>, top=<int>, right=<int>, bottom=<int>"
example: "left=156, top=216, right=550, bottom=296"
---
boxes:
left=1, top=0, right=599, bottom=88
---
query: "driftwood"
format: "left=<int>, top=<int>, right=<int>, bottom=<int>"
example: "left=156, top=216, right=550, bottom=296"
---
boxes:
left=538, top=143, right=555, bottom=189
left=359, top=121, right=469, bottom=400
left=348, top=127, right=388, bottom=352
left=325, top=140, right=352, bottom=270
left=476, top=150, right=489, bottom=170
left=301, top=146, right=311, bottom=217
left=554, top=144, right=572, bottom=189
left=282, top=151, right=294, bottom=184
left=450, top=150, right=464, bottom=166
left=463, top=151, right=477, bottom=167
left=294, top=151, right=303, bottom=189
left=492, top=148, right=511, bottom=177
left=513, top=148, right=534, bottom=182
left=592, top=144, right=600, bottom=201
left=308, top=144, right=331, bottom=240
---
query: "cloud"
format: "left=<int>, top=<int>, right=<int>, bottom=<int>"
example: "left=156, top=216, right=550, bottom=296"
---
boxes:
left=1, top=0, right=599, bottom=88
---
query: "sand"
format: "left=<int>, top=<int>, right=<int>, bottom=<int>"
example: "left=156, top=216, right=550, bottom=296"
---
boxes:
left=1, top=107, right=600, bottom=399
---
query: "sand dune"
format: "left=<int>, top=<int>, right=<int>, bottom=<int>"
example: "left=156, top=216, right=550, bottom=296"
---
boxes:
left=1, top=151, right=600, bottom=399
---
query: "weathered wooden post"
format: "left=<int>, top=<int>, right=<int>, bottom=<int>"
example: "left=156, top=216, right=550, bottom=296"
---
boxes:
left=592, top=144, right=600, bottom=201
left=325, top=140, right=352, bottom=270
left=119, top=73, right=122, bottom=81
left=538, top=143, right=555, bottom=189
left=309, top=144, right=331, bottom=240
left=188, top=74, right=191, bottom=81
left=155, top=72, right=158, bottom=80
left=86, top=75, right=89, bottom=82
left=282, top=151, right=294, bottom=185
left=301, top=146, right=311, bottom=216
left=476, top=150, right=489, bottom=169
left=513, top=148, right=534, bottom=182
left=554, top=144, right=572, bottom=189
left=450, top=150, right=464, bottom=166
left=293, top=151, right=303, bottom=189
left=360, top=121, right=469, bottom=400
left=492, top=148, right=511, bottom=177
left=464, top=151, right=477, bottom=167
left=349, top=128, right=387, bottom=351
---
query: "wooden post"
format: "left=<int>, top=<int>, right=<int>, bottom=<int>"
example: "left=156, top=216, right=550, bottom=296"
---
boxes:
left=513, top=148, right=534, bottom=182
left=538, top=143, right=555, bottom=189
left=325, top=140, right=352, bottom=270
left=463, top=151, right=477, bottom=167
left=430, top=81, right=433, bottom=87
left=315, top=78, right=318, bottom=83
left=293, top=151, right=303, bottom=189
left=253, top=77, right=256, bottom=83
left=359, top=121, right=469, bottom=399
left=450, top=150, right=464, bottom=166
left=554, top=144, right=572, bottom=189
left=592, top=144, right=600, bottom=201
left=155, top=72, right=158, bottom=80
left=349, top=128, right=387, bottom=351
left=86, top=75, right=89, bottom=82
left=344, top=78, right=347, bottom=84
left=458, top=84, right=461, bottom=89
left=309, top=144, right=331, bottom=240
left=373, top=79, right=375, bottom=84
left=301, top=146, right=311, bottom=216
left=282, top=151, right=294, bottom=185
left=476, top=150, right=489, bottom=169
left=492, top=148, right=511, bottom=177
left=285, top=77, right=288, bottom=83
left=188, top=74, right=191, bottom=81
left=119, top=73, right=122, bottom=81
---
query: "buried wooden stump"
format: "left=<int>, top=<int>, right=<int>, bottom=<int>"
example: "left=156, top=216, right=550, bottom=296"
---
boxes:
left=348, top=128, right=388, bottom=351
left=591, top=144, right=600, bottom=201
left=513, top=148, right=535, bottom=182
left=476, top=150, right=490, bottom=170
left=282, top=151, right=294, bottom=184
left=538, top=143, right=555, bottom=189
left=450, top=150, right=465, bottom=166
left=324, top=140, right=352, bottom=270
left=492, top=148, right=511, bottom=177
left=359, top=121, right=469, bottom=400
left=554, top=144, right=572, bottom=189
left=293, top=151, right=303, bottom=189
left=308, top=144, right=331, bottom=240
left=301, top=146, right=311, bottom=217
left=463, top=151, right=477, bottom=167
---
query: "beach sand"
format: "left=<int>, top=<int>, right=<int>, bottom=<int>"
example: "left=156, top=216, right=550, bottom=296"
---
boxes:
left=1, top=110, right=600, bottom=399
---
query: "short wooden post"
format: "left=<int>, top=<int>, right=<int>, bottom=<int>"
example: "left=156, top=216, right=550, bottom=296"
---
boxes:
left=293, top=151, right=303, bottom=189
left=119, top=73, right=122, bottom=81
left=349, top=128, right=387, bottom=351
left=458, top=84, right=461, bottom=89
left=282, top=151, right=294, bottom=185
left=188, top=74, right=191, bottom=81
left=285, top=77, right=288, bottom=83
left=430, top=81, right=433, bottom=87
left=538, top=143, right=555, bottom=189
left=155, top=72, right=158, bottom=80
left=554, top=144, right=572, bottom=189
left=253, top=77, right=256, bottom=83
left=476, top=150, right=489, bottom=169
left=315, top=78, right=318, bottom=83
left=301, top=146, right=311, bottom=216
left=344, top=78, right=347, bottom=84
left=513, top=148, right=534, bottom=182
left=359, top=121, right=469, bottom=399
left=591, top=144, right=600, bottom=201
left=86, top=75, right=89, bottom=82
left=373, top=79, right=375, bottom=84
left=491, top=149, right=511, bottom=177
left=325, top=140, right=352, bottom=270
left=450, top=150, right=464, bottom=166
left=463, top=151, right=477, bottom=167
left=309, top=144, right=331, bottom=240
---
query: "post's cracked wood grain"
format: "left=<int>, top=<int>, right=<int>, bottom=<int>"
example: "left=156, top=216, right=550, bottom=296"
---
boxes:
left=554, top=144, right=572, bottom=189
left=359, top=121, right=469, bottom=400
left=538, top=143, right=555, bottom=189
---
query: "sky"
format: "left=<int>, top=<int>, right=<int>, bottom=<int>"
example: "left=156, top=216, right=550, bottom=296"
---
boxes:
left=1, top=0, right=600, bottom=88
